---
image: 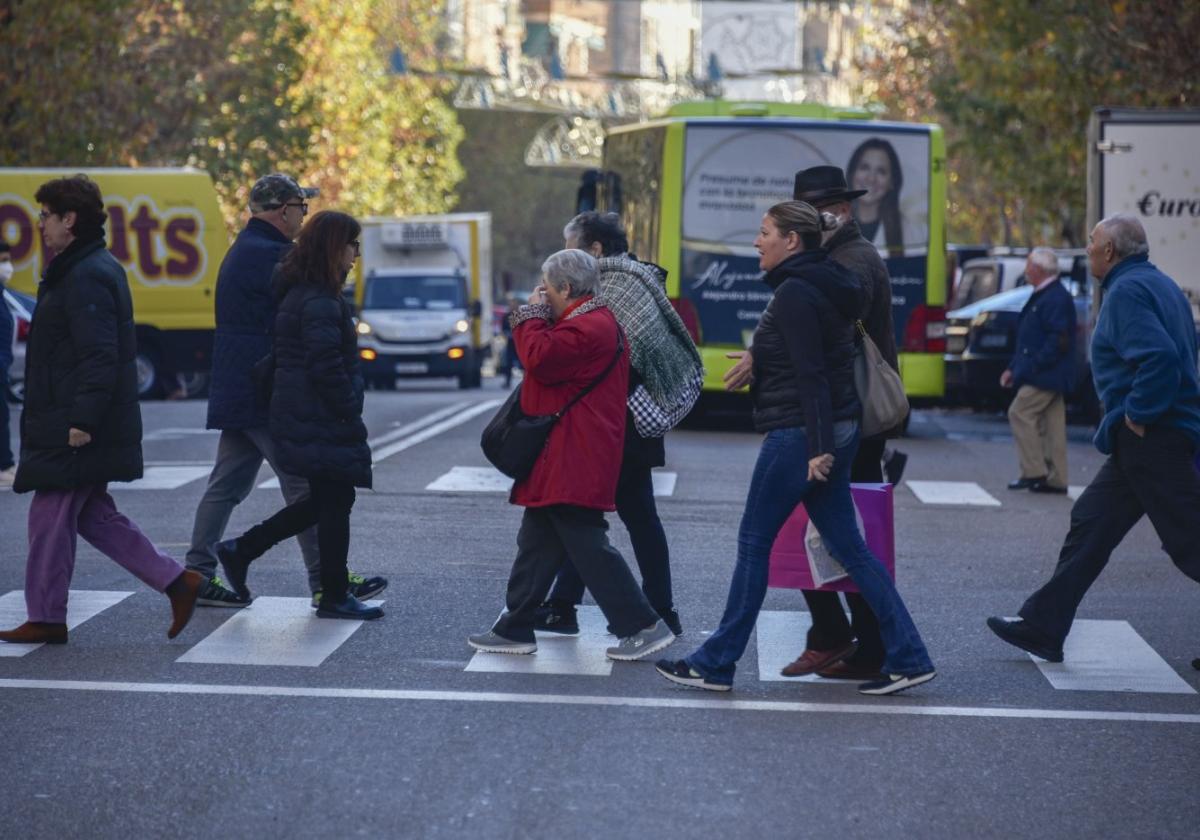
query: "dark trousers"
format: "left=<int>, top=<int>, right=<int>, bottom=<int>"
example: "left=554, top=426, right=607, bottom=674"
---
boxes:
left=0, top=370, right=13, bottom=470
left=493, top=505, right=659, bottom=643
left=236, top=479, right=356, bottom=601
left=547, top=461, right=675, bottom=618
left=1019, top=424, right=1200, bottom=644
left=800, top=435, right=886, bottom=668
left=500, top=336, right=520, bottom=385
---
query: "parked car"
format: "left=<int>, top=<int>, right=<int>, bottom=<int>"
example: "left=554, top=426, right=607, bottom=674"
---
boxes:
left=944, top=252, right=1097, bottom=418
left=947, top=253, right=1030, bottom=311
left=3, top=287, right=34, bottom=403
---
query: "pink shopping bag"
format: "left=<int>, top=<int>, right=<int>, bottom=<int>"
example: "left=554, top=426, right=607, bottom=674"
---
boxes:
left=767, top=483, right=895, bottom=593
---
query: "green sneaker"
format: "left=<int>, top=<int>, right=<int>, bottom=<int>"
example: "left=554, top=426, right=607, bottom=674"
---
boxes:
left=196, top=575, right=252, bottom=608
left=311, top=571, right=388, bottom=608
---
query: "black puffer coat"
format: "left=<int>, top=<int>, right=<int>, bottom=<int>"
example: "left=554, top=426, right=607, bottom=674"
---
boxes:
left=14, top=236, right=143, bottom=492
left=750, top=250, right=864, bottom=455
left=270, top=278, right=371, bottom=488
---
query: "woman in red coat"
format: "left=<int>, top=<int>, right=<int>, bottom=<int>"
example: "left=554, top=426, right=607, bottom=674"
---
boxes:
left=468, top=249, right=676, bottom=661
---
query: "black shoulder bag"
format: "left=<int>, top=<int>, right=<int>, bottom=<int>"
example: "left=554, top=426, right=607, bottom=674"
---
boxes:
left=481, top=331, right=624, bottom=481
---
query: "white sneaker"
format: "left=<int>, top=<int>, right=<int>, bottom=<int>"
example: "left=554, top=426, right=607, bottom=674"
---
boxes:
left=0, top=467, right=15, bottom=488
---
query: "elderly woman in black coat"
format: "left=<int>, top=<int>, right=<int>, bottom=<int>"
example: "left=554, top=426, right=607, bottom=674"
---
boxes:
left=215, top=211, right=380, bottom=620
left=1, top=175, right=202, bottom=646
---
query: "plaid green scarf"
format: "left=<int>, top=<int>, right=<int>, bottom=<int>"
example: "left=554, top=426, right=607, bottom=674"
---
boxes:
left=596, top=255, right=703, bottom=404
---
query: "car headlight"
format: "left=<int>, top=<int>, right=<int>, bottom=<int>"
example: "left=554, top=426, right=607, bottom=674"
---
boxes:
left=356, top=320, right=372, bottom=336
left=455, top=319, right=469, bottom=333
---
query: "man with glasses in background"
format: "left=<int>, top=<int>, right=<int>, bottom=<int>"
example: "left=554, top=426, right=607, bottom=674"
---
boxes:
left=185, top=174, right=388, bottom=608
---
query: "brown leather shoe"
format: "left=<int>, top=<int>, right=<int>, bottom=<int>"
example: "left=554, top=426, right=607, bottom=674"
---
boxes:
left=816, top=660, right=886, bottom=681
left=0, top=621, right=68, bottom=645
left=780, top=641, right=857, bottom=677
left=166, top=569, right=204, bottom=639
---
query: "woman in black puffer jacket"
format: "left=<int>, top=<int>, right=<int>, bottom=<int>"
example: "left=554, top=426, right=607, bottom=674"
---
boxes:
left=215, top=211, right=380, bottom=621
left=656, top=201, right=934, bottom=696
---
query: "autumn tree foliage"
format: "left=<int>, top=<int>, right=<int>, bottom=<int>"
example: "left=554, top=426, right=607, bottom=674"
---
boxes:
left=859, top=0, right=1200, bottom=247
left=0, top=0, right=462, bottom=228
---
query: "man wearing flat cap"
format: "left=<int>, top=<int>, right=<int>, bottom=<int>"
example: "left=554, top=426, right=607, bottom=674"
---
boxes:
left=185, top=174, right=389, bottom=610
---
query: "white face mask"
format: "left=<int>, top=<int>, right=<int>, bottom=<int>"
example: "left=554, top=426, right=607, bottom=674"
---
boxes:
left=0, top=260, right=13, bottom=284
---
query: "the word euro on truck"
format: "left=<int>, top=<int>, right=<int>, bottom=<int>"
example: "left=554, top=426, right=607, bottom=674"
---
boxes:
left=0, top=167, right=224, bottom=397
left=350, top=213, right=493, bottom=390
left=594, top=101, right=948, bottom=399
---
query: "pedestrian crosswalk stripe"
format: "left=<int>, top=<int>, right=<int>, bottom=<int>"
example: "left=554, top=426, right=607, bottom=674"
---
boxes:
left=1030, top=619, right=1196, bottom=694
left=905, top=480, right=1001, bottom=507
left=464, top=606, right=614, bottom=676
left=176, top=596, right=384, bottom=668
left=427, top=466, right=678, bottom=497
left=756, top=611, right=825, bottom=684
left=113, top=466, right=212, bottom=491
left=1068, top=485, right=1085, bottom=500
left=0, top=590, right=133, bottom=657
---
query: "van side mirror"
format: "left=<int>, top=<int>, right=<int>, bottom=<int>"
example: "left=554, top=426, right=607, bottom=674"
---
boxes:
left=469, top=299, right=482, bottom=318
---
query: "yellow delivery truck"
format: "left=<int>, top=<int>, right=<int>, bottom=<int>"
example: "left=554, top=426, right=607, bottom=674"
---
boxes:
left=0, top=167, right=227, bottom=396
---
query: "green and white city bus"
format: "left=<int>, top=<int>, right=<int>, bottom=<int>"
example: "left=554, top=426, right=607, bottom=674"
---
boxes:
left=595, top=100, right=948, bottom=398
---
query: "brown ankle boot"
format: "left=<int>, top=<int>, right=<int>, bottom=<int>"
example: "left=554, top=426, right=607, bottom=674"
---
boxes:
left=0, top=621, right=68, bottom=644
left=166, top=570, right=204, bottom=639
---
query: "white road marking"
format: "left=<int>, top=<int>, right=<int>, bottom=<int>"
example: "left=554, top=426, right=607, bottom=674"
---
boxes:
left=1, top=678, right=1197, bottom=725
left=258, top=401, right=497, bottom=488
left=1033, top=619, right=1196, bottom=694
left=176, top=596, right=383, bottom=667
left=372, top=399, right=504, bottom=464
left=426, top=466, right=678, bottom=496
left=465, top=606, right=613, bottom=676
left=1068, top=485, right=1085, bottom=500
left=113, top=466, right=212, bottom=491
left=0, top=590, right=133, bottom=657
left=142, top=429, right=219, bottom=442
left=905, top=480, right=1001, bottom=507
left=756, top=611, right=828, bottom=684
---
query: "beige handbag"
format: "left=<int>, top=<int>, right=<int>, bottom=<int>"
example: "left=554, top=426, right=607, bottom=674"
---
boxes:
left=853, top=321, right=909, bottom=438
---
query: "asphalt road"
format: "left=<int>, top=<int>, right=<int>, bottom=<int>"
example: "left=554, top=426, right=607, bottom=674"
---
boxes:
left=1, top=379, right=1197, bottom=839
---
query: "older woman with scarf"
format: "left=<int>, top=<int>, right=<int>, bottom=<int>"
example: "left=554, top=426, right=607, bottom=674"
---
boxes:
left=469, top=249, right=676, bottom=660
left=532, top=212, right=703, bottom=638
left=655, top=201, right=935, bottom=696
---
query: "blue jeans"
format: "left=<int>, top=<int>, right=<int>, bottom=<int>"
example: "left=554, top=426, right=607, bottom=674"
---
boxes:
left=687, top=424, right=934, bottom=685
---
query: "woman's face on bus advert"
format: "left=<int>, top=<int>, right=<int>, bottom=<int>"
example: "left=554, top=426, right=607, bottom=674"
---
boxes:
left=851, top=148, right=893, bottom=207
left=754, top=214, right=800, bottom=271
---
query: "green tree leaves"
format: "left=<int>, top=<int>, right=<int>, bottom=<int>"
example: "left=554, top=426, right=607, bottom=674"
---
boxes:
left=0, top=0, right=462, bottom=230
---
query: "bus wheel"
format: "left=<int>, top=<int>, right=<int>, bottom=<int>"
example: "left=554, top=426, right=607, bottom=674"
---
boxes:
left=136, top=345, right=165, bottom=399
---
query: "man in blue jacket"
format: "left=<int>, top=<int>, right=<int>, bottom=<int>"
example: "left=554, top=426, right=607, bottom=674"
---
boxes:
left=1001, top=247, right=1075, bottom=494
left=185, top=174, right=387, bottom=608
left=988, top=215, right=1200, bottom=661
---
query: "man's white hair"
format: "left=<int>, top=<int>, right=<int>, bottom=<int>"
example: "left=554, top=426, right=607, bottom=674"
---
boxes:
left=1098, top=213, right=1150, bottom=259
left=541, top=249, right=600, bottom=299
left=1028, top=247, right=1059, bottom=277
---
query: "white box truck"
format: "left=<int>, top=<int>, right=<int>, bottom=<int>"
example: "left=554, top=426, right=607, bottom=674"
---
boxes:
left=352, top=213, right=492, bottom=389
left=1087, top=108, right=1200, bottom=326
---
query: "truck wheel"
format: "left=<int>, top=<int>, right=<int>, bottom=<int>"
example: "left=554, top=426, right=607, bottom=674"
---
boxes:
left=135, top=345, right=165, bottom=399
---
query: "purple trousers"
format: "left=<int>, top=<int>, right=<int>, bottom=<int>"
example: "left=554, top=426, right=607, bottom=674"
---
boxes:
left=25, top=484, right=184, bottom=623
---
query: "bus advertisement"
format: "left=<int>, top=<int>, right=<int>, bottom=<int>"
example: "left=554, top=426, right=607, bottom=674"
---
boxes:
left=597, top=102, right=948, bottom=398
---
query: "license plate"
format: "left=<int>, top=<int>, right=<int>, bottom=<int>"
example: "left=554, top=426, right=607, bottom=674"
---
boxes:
left=978, top=333, right=1008, bottom=349
left=394, top=362, right=429, bottom=374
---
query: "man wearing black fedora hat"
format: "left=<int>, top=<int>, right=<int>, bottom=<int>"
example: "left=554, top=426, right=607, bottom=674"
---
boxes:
left=777, top=164, right=908, bottom=682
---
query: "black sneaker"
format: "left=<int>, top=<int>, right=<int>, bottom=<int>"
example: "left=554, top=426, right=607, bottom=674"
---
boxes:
left=533, top=600, right=579, bottom=635
left=986, top=616, right=1064, bottom=662
left=316, top=593, right=384, bottom=620
left=311, top=572, right=389, bottom=608
left=654, top=659, right=731, bottom=692
left=196, top=576, right=252, bottom=608
left=858, top=670, right=937, bottom=696
left=214, top=539, right=252, bottom=600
